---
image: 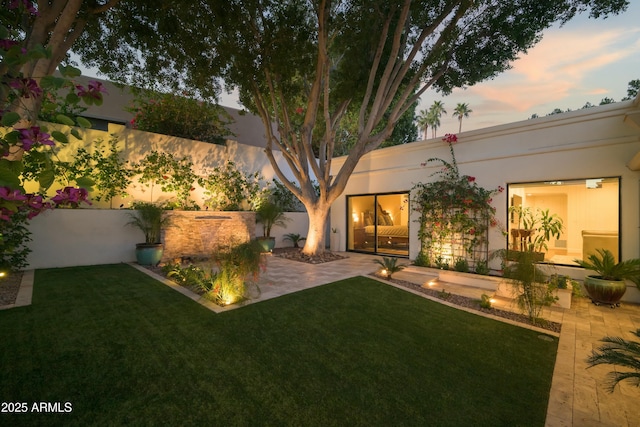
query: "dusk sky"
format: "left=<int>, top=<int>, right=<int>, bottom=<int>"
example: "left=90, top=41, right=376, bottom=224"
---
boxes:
left=420, top=2, right=640, bottom=136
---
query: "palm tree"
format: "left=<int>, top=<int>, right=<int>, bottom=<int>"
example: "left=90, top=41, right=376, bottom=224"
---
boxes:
left=428, top=101, right=446, bottom=137
left=416, top=109, right=430, bottom=140
left=587, top=329, right=640, bottom=392
left=452, top=102, right=472, bottom=133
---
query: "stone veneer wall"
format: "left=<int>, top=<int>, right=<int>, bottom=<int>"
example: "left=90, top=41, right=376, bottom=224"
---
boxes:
left=163, top=211, right=256, bottom=261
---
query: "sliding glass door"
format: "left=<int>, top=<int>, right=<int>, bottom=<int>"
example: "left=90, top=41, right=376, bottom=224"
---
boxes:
left=347, top=192, right=409, bottom=256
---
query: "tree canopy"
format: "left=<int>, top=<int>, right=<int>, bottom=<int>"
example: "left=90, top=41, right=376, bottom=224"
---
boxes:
left=73, top=0, right=629, bottom=254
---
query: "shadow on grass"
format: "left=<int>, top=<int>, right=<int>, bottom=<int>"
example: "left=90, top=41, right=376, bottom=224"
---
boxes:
left=0, top=264, right=557, bottom=426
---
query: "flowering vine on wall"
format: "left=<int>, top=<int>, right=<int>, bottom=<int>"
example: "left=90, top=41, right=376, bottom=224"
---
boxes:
left=412, top=134, right=503, bottom=272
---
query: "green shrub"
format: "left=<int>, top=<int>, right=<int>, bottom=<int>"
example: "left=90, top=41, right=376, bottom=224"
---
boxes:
left=479, top=293, right=492, bottom=309
left=413, top=251, right=430, bottom=267
left=474, top=260, right=490, bottom=275
left=0, top=212, right=31, bottom=271
left=454, top=257, right=469, bottom=273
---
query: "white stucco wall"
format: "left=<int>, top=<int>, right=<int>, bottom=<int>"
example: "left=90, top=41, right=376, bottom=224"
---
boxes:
left=25, top=210, right=310, bottom=270
left=330, top=100, right=640, bottom=273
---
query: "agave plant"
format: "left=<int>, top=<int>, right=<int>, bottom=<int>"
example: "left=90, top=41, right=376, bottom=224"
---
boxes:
left=373, top=257, right=405, bottom=279
left=587, top=329, right=640, bottom=392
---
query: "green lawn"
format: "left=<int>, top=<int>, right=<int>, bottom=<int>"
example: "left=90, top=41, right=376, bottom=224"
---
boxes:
left=0, top=264, right=558, bottom=426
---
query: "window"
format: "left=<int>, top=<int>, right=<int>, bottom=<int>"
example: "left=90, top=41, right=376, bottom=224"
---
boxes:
left=507, top=177, right=620, bottom=265
left=347, top=192, right=409, bottom=256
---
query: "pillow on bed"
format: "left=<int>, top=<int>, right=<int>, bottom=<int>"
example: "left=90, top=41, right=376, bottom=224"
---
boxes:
left=381, top=211, right=393, bottom=226
left=364, top=211, right=374, bottom=226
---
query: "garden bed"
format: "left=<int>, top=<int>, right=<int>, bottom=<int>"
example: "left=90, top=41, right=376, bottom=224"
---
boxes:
left=376, top=273, right=562, bottom=333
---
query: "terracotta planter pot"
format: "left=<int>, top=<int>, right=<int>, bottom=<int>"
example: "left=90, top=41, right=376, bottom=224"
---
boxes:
left=583, top=275, right=627, bottom=307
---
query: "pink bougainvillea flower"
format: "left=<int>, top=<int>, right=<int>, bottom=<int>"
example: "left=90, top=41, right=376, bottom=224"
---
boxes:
left=0, top=39, right=19, bottom=50
left=0, top=186, right=28, bottom=202
left=295, top=107, right=304, bottom=115
left=9, top=78, right=42, bottom=99
left=442, top=133, right=458, bottom=144
left=51, top=187, right=91, bottom=208
left=0, top=207, right=14, bottom=221
left=17, top=127, right=54, bottom=151
left=467, top=176, right=476, bottom=182
left=8, top=0, right=38, bottom=15
left=497, top=185, right=505, bottom=193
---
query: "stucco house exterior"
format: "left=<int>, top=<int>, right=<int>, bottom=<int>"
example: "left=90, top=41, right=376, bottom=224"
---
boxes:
left=23, top=78, right=640, bottom=302
left=330, top=94, right=640, bottom=298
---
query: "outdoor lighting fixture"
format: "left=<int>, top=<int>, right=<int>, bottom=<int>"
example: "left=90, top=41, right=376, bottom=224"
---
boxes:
left=490, top=298, right=497, bottom=304
left=0, top=271, right=5, bottom=278
left=381, top=269, right=387, bottom=276
left=427, top=280, right=436, bottom=286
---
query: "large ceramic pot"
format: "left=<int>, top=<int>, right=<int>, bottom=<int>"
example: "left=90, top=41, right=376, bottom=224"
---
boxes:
left=256, top=237, right=276, bottom=253
left=135, top=243, right=164, bottom=266
left=583, top=275, right=627, bottom=307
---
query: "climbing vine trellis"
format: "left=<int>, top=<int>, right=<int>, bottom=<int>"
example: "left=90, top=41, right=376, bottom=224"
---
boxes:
left=412, top=134, right=503, bottom=271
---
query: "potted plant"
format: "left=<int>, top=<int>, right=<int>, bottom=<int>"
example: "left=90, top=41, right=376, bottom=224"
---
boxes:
left=255, top=200, right=289, bottom=252
left=574, top=249, right=640, bottom=307
left=507, top=206, right=563, bottom=262
left=126, top=202, right=170, bottom=265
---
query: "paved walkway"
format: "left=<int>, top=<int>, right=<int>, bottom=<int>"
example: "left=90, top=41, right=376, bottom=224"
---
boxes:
left=8, top=252, right=640, bottom=426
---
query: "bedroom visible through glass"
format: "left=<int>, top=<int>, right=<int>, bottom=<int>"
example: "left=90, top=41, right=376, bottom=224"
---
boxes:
left=347, top=192, right=410, bottom=256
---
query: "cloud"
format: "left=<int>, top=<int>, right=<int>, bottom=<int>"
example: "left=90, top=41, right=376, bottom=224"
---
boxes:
left=458, top=28, right=640, bottom=113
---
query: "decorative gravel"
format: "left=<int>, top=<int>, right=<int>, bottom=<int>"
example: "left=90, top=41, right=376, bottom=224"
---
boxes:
left=272, top=247, right=347, bottom=264
left=0, top=271, right=23, bottom=306
left=379, top=274, right=562, bottom=333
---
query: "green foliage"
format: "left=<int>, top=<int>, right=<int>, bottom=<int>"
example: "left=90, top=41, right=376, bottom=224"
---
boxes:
left=413, top=251, right=430, bottom=267
left=574, top=249, right=640, bottom=282
left=126, top=202, right=170, bottom=244
left=509, top=206, right=563, bottom=253
left=479, top=293, right=492, bottom=309
left=255, top=200, right=290, bottom=237
left=199, top=161, right=266, bottom=211
left=133, top=151, right=198, bottom=208
left=503, top=251, right=556, bottom=324
left=210, top=240, right=265, bottom=305
left=269, top=179, right=306, bottom=212
left=587, top=328, right=640, bottom=392
left=60, top=135, right=133, bottom=206
left=0, top=211, right=31, bottom=271
left=474, top=260, right=490, bottom=276
left=373, top=256, right=405, bottom=279
left=128, top=91, right=233, bottom=144
left=454, top=257, right=470, bottom=273
left=412, top=135, right=501, bottom=271
left=283, top=233, right=306, bottom=248
left=164, top=262, right=209, bottom=291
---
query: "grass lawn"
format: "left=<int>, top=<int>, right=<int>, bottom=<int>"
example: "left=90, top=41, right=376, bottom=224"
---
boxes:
left=0, top=264, right=558, bottom=426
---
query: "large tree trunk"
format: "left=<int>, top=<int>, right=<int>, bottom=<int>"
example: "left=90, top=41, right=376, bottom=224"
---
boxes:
left=301, top=202, right=331, bottom=256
